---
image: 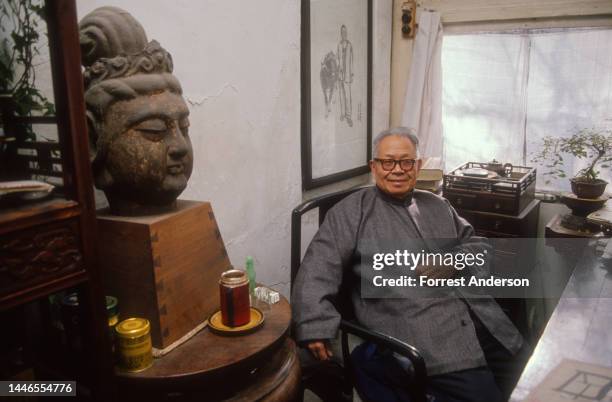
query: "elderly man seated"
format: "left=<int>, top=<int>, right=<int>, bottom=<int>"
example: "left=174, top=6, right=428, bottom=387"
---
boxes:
left=292, top=127, right=529, bottom=402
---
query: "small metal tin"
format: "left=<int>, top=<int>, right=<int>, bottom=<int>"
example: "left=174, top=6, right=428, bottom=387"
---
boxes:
left=106, top=296, right=119, bottom=327
left=115, top=318, right=153, bottom=372
left=106, top=296, right=119, bottom=357
left=219, top=269, right=251, bottom=327
left=60, top=293, right=82, bottom=352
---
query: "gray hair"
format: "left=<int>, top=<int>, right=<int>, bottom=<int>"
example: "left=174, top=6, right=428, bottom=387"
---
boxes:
left=372, top=127, right=420, bottom=158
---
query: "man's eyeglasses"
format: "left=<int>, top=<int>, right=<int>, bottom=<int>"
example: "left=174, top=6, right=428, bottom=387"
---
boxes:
left=374, top=158, right=417, bottom=172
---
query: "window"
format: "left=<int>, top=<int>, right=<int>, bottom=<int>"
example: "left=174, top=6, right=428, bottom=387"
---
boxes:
left=442, top=28, right=612, bottom=191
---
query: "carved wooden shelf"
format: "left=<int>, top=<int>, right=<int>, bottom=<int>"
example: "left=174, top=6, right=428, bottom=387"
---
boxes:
left=0, top=198, right=79, bottom=235
left=0, top=270, right=87, bottom=310
left=0, top=1, right=113, bottom=397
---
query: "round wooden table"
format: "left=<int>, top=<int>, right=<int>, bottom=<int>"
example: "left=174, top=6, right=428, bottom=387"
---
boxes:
left=114, top=296, right=300, bottom=401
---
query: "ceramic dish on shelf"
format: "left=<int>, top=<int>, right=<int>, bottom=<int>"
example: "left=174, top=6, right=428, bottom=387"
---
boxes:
left=460, top=168, right=499, bottom=179
left=0, top=180, right=55, bottom=202
left=207, top=307, right=264, bottom=336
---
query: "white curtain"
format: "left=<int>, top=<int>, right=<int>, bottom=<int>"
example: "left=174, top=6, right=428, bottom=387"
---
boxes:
left=442, top=34, right=529, bottom=172
left=401, top=11, right=444, bottom=160
left=525, top=29, right=612, bottom=192
left=442, top=29, right=612, bottom=191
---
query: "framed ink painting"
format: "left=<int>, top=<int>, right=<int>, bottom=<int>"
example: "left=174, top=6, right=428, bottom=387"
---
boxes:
left=301, top=0, right=372, bottom=190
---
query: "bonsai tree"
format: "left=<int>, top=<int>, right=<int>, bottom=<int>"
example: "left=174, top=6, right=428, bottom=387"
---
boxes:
left=531, top=128, right=611, bottom=197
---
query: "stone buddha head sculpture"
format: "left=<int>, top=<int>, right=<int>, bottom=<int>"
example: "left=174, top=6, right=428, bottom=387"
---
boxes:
left=79, top=7, right=193, bottom=215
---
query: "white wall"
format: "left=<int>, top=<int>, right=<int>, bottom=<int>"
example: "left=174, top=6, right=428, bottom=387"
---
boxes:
left=69, top=1, right=392, bottom=297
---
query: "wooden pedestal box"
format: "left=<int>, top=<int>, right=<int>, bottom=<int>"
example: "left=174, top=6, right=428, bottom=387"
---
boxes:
left=97, top=200, right=230, bottom=349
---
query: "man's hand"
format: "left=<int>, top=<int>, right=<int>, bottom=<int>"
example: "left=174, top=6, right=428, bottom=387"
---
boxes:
left=307, top=340, right=333, bottom=361
left=416, top=263, right=457, bottom=279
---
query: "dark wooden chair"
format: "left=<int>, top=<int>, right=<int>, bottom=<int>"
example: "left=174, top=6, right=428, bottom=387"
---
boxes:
left=290, top=186, right=428, bottom=402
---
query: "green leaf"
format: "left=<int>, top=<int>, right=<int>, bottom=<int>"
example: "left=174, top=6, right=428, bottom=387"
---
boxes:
left=1, top=0, right=55, bottom=142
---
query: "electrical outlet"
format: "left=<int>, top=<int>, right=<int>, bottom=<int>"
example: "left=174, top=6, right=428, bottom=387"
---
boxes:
left=401, top=1, right=416, bottom=39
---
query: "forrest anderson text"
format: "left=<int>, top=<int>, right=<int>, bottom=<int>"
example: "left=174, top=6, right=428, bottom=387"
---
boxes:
left=373, top=275, right=530, bottom=287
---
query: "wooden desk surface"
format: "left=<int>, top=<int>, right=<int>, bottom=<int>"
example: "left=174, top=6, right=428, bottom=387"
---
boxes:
left=115, top=296, right=292, bottom=389
left=510, top=240, right=612, bottom=401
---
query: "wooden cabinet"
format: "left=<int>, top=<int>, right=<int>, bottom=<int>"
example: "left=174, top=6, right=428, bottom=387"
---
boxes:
left=457, top=199, right=540, bottom=236
left=454, top=199, right=541, bottom=340
left=0, top=0, right=112, bottom=395
left=0, top=211, right=83, bottom=302
left=456, top=199, right=540, bottom=274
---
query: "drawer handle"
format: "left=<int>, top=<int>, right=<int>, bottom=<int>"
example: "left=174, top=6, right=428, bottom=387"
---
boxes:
left=494, top=220, right=502, bottom=230
left=457, top=198, right=462, bottom=205
left=494, top=202, right=501, bottom=209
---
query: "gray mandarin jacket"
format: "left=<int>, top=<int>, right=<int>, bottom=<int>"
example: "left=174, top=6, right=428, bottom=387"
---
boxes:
left=292, top=186, right=523, bottom=375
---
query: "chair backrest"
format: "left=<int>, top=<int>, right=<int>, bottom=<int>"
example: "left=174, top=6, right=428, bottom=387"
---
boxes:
left=290, top=185, right=372, bottom=289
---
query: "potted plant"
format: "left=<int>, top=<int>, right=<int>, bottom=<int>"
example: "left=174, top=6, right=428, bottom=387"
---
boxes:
left=0, top=0, right=55, bottom=140
left=531, top=128, right=611, bottom=199
left=1, top=0, right=55, bottom=182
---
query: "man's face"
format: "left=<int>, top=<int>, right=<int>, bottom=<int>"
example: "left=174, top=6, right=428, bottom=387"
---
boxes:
left=370, top=135, right=421, bottom=199
left=100, top=91, right=193, bottom=206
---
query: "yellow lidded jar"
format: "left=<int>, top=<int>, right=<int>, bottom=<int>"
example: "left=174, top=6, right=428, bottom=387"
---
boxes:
left=115, top=318, right=153, bottom=372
